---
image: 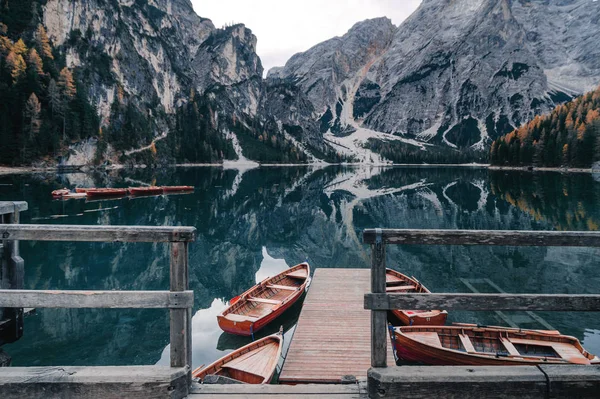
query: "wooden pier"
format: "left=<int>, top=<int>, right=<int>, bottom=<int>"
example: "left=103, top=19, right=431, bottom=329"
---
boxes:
left=279, top=268, right=394, bottom=384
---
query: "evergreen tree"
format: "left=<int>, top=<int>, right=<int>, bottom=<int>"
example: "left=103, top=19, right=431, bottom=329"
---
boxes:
left=24, top=92, right=41, bottom=138
left=6, top=50, right=26, bottom=82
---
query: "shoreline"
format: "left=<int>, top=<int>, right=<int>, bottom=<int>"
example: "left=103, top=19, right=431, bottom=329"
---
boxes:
left=1, top=163, right=598, bottom=176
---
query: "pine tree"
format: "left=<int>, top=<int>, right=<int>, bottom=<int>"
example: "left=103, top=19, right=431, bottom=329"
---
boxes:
left=35, top=25, right=54, bottom=60
left=47, top=78, right=61, bottom=117
left=0, top=35, right=12, bottom=57
left=24, top=92, right=41, bottom=139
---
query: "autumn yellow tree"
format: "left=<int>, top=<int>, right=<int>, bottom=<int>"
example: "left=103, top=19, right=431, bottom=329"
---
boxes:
left=0, top=36, right=12, bottom=57
left=6, top=51, right=26, bottom=83
left=58, top=67, right=76, bottom=99
left=35, top=25, right=54, bottom=60
left=12, top=38, right=27, bottom=57
left=28, top=48, right=44, bottom=76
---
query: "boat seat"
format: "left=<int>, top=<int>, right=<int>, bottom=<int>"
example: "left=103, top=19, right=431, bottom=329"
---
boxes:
left=500, top=337, right=521, bottom=356
left=386, top=285, right=417, bottom=292
left=249, top=297, right=281, bottom=305
left=413, top=332, right=443, bottom=348
left=286, top=270, right=307, bottom=279
left=267, top=284, right=298, bottom=291
left=226, top=314, right=259, bottom=323
left=458, top=334, right=477, bottom=353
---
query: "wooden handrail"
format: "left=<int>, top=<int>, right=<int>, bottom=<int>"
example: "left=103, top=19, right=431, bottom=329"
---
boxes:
left=0, top=289, right=193, bottom=308
left=0, top=224, right=196, bottom=242
left=363, top=228, right=600, bottom=247
left=365, top=293, right=600, bottom=311
left=363, top=228, right=600, bottom=370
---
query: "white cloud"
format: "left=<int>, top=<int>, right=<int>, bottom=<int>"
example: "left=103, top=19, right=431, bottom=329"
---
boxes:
left=190, top=0, right=422, bottom=74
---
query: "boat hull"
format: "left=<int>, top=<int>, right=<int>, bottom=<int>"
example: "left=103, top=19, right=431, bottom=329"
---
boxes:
left=217, top=288, right=305, bottom=336
left=392, top=309, right=448, bottom=326
left=128, top=187, right=163, bottom=196
left=86, top=189, right=128, bottom=198
left=393, top=326, right=599, bottom=366
left=193, top=332, right=283, bottom=384
left=218, top=263, right=310, bottom=336
left=386, top=269, right=447, bottom=326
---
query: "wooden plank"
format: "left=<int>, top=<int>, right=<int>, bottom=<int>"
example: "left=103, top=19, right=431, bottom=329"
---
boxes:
left=367, top=366, right=547, bottom=398
left=0, top=224, right=196, bottom=243
left=0, top=202, right=27, bottom=215
left=280, top=269, right=393, bottom=384
left=365, top=293, right=600, bottom=311
left=363, top=229, right=600, bottom=247
left=190, top=382, right=365, bottom=397
left=0, top=366, right=188, bottom=399
left=0, top=289, right=193, bottom=308
left=371, top=230, right=387, bottom=368
left=539, top=365, right=600, bottom=399
left=170, top=242, right=191, bottom=379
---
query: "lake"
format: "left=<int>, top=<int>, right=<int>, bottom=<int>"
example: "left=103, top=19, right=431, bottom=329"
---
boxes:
left=1, top=166, right=600, bottom=369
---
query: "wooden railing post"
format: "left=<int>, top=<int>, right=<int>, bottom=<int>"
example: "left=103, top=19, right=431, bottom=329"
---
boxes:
left=0, top=202, right=26, bottom=346
left=371, top=228, right=387, bottom=368
left=169, top=241, right=191, bottom=386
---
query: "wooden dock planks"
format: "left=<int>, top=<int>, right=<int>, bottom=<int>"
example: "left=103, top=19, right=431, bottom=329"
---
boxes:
left=279, top=269, right=394, bottom=384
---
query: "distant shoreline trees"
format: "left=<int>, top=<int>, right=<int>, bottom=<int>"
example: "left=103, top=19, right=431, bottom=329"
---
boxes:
left=490, top=86, right=600, bottom=168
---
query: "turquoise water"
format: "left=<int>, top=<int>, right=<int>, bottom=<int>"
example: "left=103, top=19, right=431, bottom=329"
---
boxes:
left=1, top=166, right=600, bottom=368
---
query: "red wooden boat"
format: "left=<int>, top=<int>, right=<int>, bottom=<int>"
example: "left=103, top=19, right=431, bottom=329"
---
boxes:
left=392, top=325, right=600, bottom=365
left=218, top=263, right=310, bottom=336
left=162, top=186, right=194, bottom=193
left=75, top=188, right=91, bottom=193
left=128, top=186, right=163, bottom=196
left=192, top=331, right=283, bottom=383
left=51, top=188, right=70, bottom=198
left=386, top=269, right=447, bottom=326
left=85, top=188, right=129, bottom=198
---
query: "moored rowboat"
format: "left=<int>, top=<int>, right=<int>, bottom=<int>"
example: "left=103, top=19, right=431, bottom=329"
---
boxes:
left=51, top=188, right=70, bottom=198
left=162, top=185, right=194, bottom=193
left=85, top=188, right=129, bottom=198
left=218, top=263, right=310, bottom=336
left=192, top=331, right=283, bottom=384
left=386, top=269, right=447, bottom=326
left=393, top=325, right=600, bottom=365
left=128, top=186, right=163, bottom=196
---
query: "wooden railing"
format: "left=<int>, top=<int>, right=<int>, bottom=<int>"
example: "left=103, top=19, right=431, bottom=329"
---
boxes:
left=0, top=202, right=27, bottom=347
left=0, top=208, right=196, bottom=399
left=363, top=228, right=600, bottom=398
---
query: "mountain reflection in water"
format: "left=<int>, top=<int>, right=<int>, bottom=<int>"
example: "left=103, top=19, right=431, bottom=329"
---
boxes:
left=1, top=166, right=599, bottom=367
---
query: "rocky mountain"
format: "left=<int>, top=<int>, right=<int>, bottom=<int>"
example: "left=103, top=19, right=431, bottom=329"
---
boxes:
left=267, top=0, right=600, bottom=162
left=2, top=0, right=599, bottom=166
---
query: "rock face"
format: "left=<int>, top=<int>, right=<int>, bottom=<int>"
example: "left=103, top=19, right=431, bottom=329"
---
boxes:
left=267, top=0, right=600, bottom=158
left=40, top=0, right=310, bottom=165
left=34, top=0, right=600, bottom=164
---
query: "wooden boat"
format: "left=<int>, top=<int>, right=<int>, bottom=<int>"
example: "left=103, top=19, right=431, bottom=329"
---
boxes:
left=128, top=186, right=163, bottom=196
left=75, top=188, right=91, bottom=193
left=218, top=263, right=310, bottom=336
left=392, top=325, right=600, bottom=365
left=162, top=185, right=194, bottom=193
left=51, top=188, right=70, bottom=198
left=192, top=331, right=283, bottom=384
left=386, top=269, right=447, bottom=326
left=85, top=188, right=129, bottom=198
left=60, top=193, right=87, bottom=200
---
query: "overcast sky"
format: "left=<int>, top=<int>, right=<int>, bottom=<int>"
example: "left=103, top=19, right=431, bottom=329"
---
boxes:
left=190, top=0, right=422, bottom=74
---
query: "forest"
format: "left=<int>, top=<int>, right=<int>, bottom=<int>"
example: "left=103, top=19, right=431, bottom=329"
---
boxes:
left=490, top=86, right=600, bottom=168
left=0, top=15, right=99, bottom=165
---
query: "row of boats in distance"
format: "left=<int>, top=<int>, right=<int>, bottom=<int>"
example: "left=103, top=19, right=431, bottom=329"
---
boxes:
left=192, top=263, right=599, bottom=385
left=51, top=186, right=194, bottom=200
